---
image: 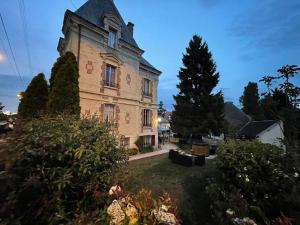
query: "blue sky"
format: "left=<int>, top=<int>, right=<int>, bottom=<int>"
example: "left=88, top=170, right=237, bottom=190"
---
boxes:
left=0, top=0, right=299, bottom=112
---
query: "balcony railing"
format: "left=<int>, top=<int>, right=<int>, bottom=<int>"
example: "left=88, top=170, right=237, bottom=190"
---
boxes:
left=103, top=80, right=119, bottom=88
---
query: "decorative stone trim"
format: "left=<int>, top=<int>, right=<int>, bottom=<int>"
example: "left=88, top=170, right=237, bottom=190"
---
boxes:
left=115, top=105, right=120, bottom=131
left=117, top=67, right=121, bottom=96
left=151, top=81, right=154, bottom=103
left=125, top=112, right=130, bottom=124
left=100, top=62, right=105, bottom=93
left=99, top=103, right=104, bottom=121
left=86, top=61, right=94, bottom=74
left=126, top=74, right=131, bottom=85
left=141, top=79, right=144, bottom=101
left=140, top=109, right=143, bottom=133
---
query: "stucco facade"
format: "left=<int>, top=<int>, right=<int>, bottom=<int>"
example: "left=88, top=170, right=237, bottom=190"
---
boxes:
left=58, top=0, right=161, bottom=149
left=257, top=121, right=285, bottom=149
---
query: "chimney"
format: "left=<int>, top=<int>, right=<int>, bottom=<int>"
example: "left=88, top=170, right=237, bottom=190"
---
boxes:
left=127, top=22, right=134, bottom=37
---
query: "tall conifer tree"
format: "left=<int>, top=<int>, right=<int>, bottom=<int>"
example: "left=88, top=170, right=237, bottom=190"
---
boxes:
left=47, top=52, right=80, bottom=116
left=240, top=82, right=264, bottom=120
left=171, top=35, right=224, bottom=139
left=18, top=73, right=49, bottom=118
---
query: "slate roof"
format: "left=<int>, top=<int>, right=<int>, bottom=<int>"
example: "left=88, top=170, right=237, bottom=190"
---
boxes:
left=74, top=0, right=160, bottom=73
left=224, top=102, right=250, bottom=129
left=238, top=120, right=278, bottom=139
left=75, top=0, right=139, bottom=48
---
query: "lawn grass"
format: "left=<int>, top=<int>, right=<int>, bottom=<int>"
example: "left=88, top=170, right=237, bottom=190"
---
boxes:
left=115, top=154, right=217, bottom=225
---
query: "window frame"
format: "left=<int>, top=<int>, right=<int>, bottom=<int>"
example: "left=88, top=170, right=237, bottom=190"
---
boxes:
left=143, top=79, right=151, bottom=97
left=143, top=135, right=152, bottom=146
left=104, top=64, right=117, bottom=87
left=143, top=109, right=151, bottom=127
left=108, top=28, right=117, bottom=48
left=104, top=103, right=115, bottom=124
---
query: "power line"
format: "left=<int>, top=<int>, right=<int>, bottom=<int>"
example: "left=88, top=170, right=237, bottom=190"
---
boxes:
left=69, top=0, right=77, bottom=9
left=0, top=12, right=23, bottom=82
left=18, top=0, right=33, bottom=76
left=0, top=32, right=15, bottom=73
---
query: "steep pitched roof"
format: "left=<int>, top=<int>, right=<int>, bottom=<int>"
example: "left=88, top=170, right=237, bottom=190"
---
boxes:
left=224, top=102, right=250, bottom=129
left=238, top=120, right=278, bottom=139
left=74, top=0, right=160, bottom=74
left=75, top=0, right=139, bottom=49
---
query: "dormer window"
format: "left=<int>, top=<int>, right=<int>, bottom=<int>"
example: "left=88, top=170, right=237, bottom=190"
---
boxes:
left=108, top=28, right=116, bottom=48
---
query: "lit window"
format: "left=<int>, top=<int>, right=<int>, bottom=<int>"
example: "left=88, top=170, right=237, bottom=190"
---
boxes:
left=143, top=109, right=151, bottom=127
left=105, top=64, right=116, bottom=87
left=108, top=29, right=116, bottom=48
left=104, top=104, right=115, bottom=123
left=143, top=135, right=152, bottom=146
left=143, top=79, right=151, bottom=96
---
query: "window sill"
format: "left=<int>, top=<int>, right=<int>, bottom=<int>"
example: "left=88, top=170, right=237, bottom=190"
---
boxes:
left=143, top=94, right=152, bottom=99
left=103, top=85, right=118, bottom=90
left=143, top=125, right=152, bottom=128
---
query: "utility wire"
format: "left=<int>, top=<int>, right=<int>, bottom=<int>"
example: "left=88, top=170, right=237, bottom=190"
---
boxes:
left=18, top=0, right=33, bottom=76
left=69, top=0, right=77, bottom=9
left=0, top=32, right=16, bottom=73
left=0, top=12, right=23, bottom=82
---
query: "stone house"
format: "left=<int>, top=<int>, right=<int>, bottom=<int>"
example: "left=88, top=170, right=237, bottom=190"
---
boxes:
left=57, top=0, right=161, bottom=148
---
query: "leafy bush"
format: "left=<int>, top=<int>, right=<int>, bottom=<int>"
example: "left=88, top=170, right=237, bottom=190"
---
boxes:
left=140, top=145, right=154, bottom=153
left=207, top=140, right=300, bottom=225
left=0, top=116, right=127, bottom=225
left=127, top=148, right=139, bottom=156
left=134, top=137, right=154, bottom=153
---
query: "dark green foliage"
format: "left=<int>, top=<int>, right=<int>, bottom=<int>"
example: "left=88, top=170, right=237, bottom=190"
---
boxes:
left=171, top=35, right=224, bottom=138
left=0, top=116, right=127, bottom=225
left=49, top=52, right=78, bottom=91
left=48, top=52, right=80, bottom=116
left=158, top=101, right=167, bottom=117
left=18, top=73, right=49, bottom=118
left=207, top=140, right=300, bottom=225
left=134, top=136, right=154, bottom=153
left=0, top=101, right=6, bottom=121
left=240, top=82, right=264, bottom=120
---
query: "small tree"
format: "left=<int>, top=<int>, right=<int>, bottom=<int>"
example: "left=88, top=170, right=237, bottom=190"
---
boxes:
left=240, top=82, right=264, bottom=120
left=171, top=35, right=224, bottom=139
left=47, top=52, right=80, bottom=116
left=18, top=73, right=49, bottom=118
left=158, top=101, right=167, bottom=117
left=49, top=52, right=78, bottom=92
left=0, top=102, right=6, bottom=121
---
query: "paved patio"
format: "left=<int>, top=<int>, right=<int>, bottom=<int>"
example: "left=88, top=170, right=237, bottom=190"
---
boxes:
left=129, top=143, right=217, bottom=161
left=129, top=143, right=178, bottom=161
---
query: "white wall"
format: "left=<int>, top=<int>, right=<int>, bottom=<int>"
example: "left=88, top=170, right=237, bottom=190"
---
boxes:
left=257, top=122, right=285, bottom=149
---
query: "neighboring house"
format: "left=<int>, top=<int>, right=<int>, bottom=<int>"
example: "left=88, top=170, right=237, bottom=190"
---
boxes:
left=158, top=117, right=170, bottom=134
left=224, top=102, right=251, bottom=130
left=238, top=120, right=285, bottom=149
left=57, top=0, right=161, bottom=148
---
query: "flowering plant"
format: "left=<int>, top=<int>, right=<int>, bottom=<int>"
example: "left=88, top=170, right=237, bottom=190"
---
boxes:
left=106, top=187, right=180, bottom=225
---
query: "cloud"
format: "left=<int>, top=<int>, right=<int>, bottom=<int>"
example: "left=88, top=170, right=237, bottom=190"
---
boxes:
left=228, top=0, right=300, bottom=55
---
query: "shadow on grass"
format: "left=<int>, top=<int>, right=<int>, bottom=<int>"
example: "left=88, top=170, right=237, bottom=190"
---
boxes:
left=181, top=161, right=217, bottom=225
left=117, top=154, right=218, bottom=225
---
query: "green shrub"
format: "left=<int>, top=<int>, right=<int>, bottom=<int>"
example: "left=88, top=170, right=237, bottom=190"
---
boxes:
left=127, top=148, right=139, bottom=156
left=207, top=140, right=300, bottom=225
left=0, top=116, right=127, bottom=225
left=134, top=137, right=154, bottom=153
left=140, top=145, right=154, bottom=153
